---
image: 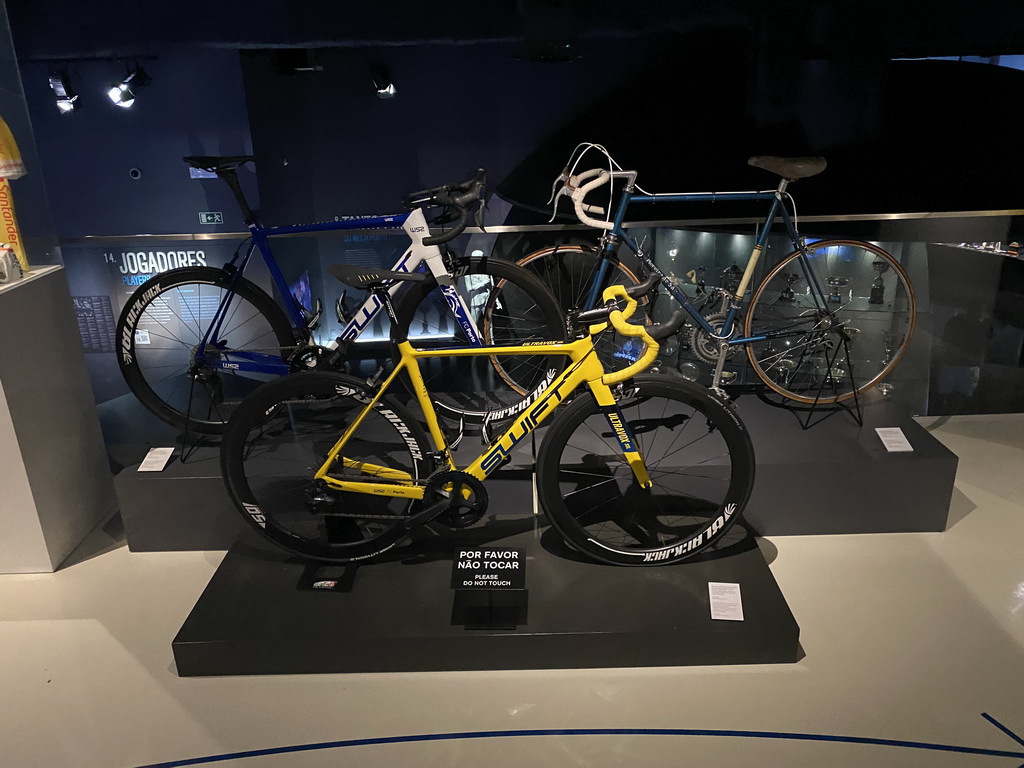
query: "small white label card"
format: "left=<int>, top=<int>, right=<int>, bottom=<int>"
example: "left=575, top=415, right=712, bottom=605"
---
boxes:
left=875, top=427, right=914, bottom=452
left=138, top=447, right=175, bottom=472
left=708, top=581, right=744, bottom=621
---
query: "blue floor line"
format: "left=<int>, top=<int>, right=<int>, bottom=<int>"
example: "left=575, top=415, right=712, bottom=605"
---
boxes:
left=984, top=713, right=1024, bottom=749
left=135, top=723, right=1024, bottom=768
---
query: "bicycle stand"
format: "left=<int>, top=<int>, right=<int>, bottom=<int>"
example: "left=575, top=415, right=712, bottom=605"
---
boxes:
left=746, top=334, right=864, bottom=430
left=794, top=335, right=864, bottom=430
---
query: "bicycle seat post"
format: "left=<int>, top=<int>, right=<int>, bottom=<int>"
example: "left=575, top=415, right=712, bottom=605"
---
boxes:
left=218, top=168, right=257, bottom=226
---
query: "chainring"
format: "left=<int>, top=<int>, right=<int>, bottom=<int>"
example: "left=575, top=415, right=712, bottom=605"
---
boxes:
left=689, top=313, right=741, bottom=364
left=423, top=470, right=489, bottom=529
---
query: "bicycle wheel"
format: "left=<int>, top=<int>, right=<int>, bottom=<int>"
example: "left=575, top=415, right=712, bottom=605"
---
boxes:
left=745, top=239, right=916, bottom=404
left=392, top=257, right=568, bottom=424
left=220, top=372, right=432, bottom=562
left=117, top=267, right=295, bottom=434
left=517, top=243, right=651, bottom=373
left=536, top=375, right=755, bottom=566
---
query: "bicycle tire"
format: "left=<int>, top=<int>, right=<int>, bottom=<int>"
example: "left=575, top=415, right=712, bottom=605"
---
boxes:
left=516, top=243, right=651, bottom=374
left=745, top=239, right=916, bottom=404
left=536, top=375, right=755, bottom=566
left=391, top=257, right=568, bottom=424
left=116, top=267, right=295, bottom=434
left=220, top=371, right=432, bottom=562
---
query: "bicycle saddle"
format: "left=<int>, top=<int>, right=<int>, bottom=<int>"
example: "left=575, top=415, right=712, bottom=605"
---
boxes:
left=748, top=156, right=827, bottom=180
left=328, top=263, right=429, bottom=290
left=182, top=155, right=255, bottom=172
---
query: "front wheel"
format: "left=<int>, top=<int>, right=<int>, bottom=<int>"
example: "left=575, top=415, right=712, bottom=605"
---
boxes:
left=220, top=372, right=432, bottom=562
left=536, top=376, right=755, bottom=566
left=116, top=267, right=294, bottom=434
left=745, top=239, right=916, bottom=404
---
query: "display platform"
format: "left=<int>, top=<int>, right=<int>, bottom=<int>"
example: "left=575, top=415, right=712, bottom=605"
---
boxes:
left=116, top=444, right=242, bottom=552
left=172, top=513, right=800, bottom=676
left=115, top=426, right=539, bottom=553
left=114, top=379, right=957, bottom=553
left=735, top=390, right=958, bottom=535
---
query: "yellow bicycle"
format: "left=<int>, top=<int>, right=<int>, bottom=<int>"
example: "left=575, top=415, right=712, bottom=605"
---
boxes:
left=220, top=264, right=755, bottom=566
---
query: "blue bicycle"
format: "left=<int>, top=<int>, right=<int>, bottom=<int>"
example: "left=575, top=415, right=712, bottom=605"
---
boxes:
left=116, top=156, right=566, bottom=434
left=522, top=143, right=916, bottom=406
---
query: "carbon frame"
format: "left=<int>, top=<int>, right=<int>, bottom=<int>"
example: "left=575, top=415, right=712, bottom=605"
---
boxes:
left=193, top=207, right=485, bottom=376
left=314, top=336, right=652, bottom=499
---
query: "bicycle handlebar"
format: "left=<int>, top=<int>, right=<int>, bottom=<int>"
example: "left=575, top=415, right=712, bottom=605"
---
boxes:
left=402, top=169, right=487, bottom=246
left=577, top=275, right=690, bottom=384
left=570, top=171, right=614, bottom=230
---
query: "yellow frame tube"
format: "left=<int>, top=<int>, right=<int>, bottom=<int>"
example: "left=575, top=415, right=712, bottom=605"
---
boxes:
left=316, top=286, right=659, bottom=498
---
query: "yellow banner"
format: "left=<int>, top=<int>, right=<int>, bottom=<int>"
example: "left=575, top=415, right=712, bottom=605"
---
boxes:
left=0, top=117, right=25, bottom=179
left=0, top=178, right=28, bottom=273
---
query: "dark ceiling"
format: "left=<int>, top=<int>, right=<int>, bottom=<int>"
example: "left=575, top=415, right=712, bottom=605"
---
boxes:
left=8, top=0, right=1024, bottom=61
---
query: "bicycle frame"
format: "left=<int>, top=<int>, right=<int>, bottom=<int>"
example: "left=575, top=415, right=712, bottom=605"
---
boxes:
left=313, top=335, right=653, bottom=500
left=195, top=207, right=486, bottom=376
left=584, top=173, right=833, bottom=347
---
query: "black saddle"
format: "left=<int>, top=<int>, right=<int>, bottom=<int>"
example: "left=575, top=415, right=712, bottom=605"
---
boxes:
left=182, top=155, right=255, bottom=173
left=748, top=156, right=827, bottom=180
left=328, top=264, right=429, bottom=290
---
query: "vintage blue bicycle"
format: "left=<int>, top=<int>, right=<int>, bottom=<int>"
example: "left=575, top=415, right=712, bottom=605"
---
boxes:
left=521, top=143, right=917, bottom=407
left=116, top=156, right=566, bottom=434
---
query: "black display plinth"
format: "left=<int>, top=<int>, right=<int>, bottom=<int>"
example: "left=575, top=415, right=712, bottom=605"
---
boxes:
left=172, top=516, right=800, bottom=676
left=115, top=445, right=244, bottom=552
left=115, top=432, right=538, bottom=553
left=736, top=391, right=958, bottom=535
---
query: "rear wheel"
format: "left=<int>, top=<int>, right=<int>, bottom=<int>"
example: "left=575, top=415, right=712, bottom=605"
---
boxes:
left=392, top=257, right=568, bottom=425
left=220, top=372, right=432, bottom=562
left=517, top=243, right=650, bottom=374
left=536, top=376, right=755, bottom=566
left=745, top=239, right=916, bottom=404
left=116, top=267, right=294, bottom=434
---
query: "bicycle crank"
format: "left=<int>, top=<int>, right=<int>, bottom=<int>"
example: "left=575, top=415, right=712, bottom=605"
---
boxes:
left=690, top=313, right=741, bottom=364
left=418, top=470, right=489, bottom=530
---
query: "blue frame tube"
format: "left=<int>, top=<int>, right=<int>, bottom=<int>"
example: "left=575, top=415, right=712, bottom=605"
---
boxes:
left=195, top=211, right=413, bottom=372
left=595, top=186, right=813, bottom=339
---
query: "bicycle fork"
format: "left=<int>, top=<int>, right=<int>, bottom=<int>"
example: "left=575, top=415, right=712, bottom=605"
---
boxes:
left=588, top=381, right=653, bottom=490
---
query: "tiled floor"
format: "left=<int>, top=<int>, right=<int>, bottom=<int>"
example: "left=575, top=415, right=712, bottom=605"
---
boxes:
left=1, top=414, right=1022, bottom=768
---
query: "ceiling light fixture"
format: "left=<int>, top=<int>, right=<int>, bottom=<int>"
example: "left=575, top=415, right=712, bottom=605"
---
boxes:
left=107, top=65, right=151, bottom=109
left=48, top=72, right=78, bottom=114
left=371, top=65, right=396, bottom=99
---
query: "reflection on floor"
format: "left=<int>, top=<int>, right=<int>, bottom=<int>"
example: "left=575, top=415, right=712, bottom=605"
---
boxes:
left=0, top=414, right=1021, bottom=768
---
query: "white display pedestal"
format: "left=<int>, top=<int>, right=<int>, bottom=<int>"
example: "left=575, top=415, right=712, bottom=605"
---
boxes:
left=0, top=266, right=116, bottom=572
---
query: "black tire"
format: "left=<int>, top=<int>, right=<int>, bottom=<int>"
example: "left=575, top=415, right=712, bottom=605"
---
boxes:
left=391, top=257, right=568, bottom=424
left=516, top=243, right=651, bottom=375
left=116, top=267, right=294, bottom=434
left=220, top=372, right=432, bottom=562
left=536, top=375, right=755, bottom=566
left=745, top=239, right=916, bottom=404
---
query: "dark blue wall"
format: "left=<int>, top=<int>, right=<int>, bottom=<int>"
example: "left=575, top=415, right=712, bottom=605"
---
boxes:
left=240, top=42, right=633, bottom=225
left=21, top=46, right=256, bottom=238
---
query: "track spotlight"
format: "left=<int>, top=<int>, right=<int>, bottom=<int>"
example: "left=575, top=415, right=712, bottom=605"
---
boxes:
left=48, top=72, right=78, bottom=114
left=371, top=65, right=396, bottom=99
left=107, top=65, right=151, bottom=109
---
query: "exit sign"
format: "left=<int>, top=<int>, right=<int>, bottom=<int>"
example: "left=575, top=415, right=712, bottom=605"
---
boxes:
left=199, top=212, right=223, bottom=225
